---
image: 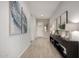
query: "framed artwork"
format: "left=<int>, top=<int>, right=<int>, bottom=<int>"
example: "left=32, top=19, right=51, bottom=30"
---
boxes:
left=9, top=1, right=27, bottom=35
left=55, top=11, right=68, bottom=36
left=54, top=17, right=60, bottom=35
left=61, top=11, right=68, bottom=24
left=59, top=11, right=68, bottom=29
left=56, top=17, right=61, bottom=30
left=61, top=13, right=66, bottom=25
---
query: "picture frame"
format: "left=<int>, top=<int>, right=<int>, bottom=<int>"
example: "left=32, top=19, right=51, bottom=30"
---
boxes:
left=57, top=16, right=61, bottom=30
left=9, top=1, right=27, bottom=35
left=54, top=11, right=69, bottom=36
left=59, top=11, right=68, bottom=29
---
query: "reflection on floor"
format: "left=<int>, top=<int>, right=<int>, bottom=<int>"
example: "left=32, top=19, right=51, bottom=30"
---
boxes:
left=21, top=37, right=62, bottom=58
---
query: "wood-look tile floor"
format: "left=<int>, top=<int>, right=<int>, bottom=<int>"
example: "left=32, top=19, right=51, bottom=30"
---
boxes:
left=21, top=37, right=62, bottom=58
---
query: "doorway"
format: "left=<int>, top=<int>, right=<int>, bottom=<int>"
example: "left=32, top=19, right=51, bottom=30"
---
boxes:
left=36, top=19, right=49, bottom=38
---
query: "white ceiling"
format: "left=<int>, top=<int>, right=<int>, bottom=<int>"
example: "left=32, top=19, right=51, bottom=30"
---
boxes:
left=27, top=1, right=61, bottom=19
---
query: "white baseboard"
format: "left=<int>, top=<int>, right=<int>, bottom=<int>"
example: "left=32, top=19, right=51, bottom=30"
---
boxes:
left=17, top=42, right=31, bottom=58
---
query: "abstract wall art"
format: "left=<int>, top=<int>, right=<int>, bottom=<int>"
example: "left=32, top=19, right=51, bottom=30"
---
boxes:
left=21, top=7, right=27, bottom=33
left=9, top=1, right=27, bottom=35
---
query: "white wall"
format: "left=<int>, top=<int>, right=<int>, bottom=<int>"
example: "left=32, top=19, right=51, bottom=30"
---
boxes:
left=0, top=1, right=32, bottom=57
left=52, top=1, right=79, bottom=41
left=30, top=16, right=36, bottom=41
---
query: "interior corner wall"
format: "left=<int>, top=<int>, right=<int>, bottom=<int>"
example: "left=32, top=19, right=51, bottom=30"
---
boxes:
left=0, top=1, right=32, bottom=57
left=53, top=1, right=79, bottom=41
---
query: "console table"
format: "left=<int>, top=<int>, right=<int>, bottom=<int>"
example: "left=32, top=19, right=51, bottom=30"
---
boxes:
left=50, top=35, right=79, bottom=58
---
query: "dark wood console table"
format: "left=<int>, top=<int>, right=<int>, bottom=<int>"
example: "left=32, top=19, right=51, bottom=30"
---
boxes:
left=50, top=34, right=79, bottom=58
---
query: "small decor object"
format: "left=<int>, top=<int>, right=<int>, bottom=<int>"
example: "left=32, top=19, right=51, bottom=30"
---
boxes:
left=59, top=23, right=65, bottom=29
left=9, top=1, right=27, bottom=35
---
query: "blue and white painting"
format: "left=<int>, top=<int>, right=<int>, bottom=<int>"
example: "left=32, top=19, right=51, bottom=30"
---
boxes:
left=9, top=1, right=27, bottom=35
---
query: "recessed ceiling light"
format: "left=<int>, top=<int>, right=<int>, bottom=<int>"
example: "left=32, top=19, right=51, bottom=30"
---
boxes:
left=41, top=14, right=44, bottom=16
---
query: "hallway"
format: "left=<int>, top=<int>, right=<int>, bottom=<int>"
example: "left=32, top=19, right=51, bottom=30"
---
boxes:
left=0, top=1, right=79, bottom=58
left=21, top=37, right=62, bottom=58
